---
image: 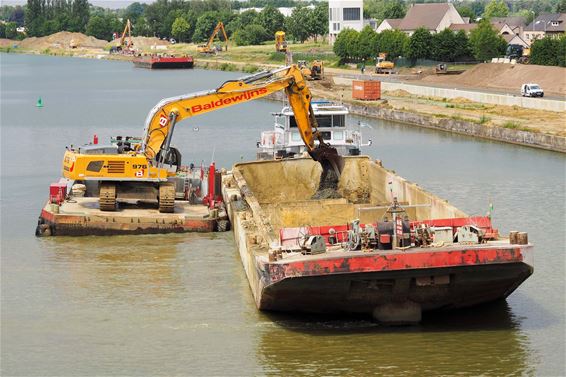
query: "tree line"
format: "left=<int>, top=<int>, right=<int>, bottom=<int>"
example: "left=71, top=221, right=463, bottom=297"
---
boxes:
left=530, top=35, right=566, bottom=67
left=333, top=19, right=510, bottom=64
left=0, top=0, right=327, bottom=45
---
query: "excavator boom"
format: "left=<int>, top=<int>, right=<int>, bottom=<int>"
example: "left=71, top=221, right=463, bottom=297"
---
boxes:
left=141, top=65, right=343, bottom=177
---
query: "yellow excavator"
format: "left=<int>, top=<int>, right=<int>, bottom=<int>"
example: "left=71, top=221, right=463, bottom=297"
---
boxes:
left=197, top=21, right=228, bottom=54
left=110, top=19, right=133, bottom=54
left=297, top=60, right=324, bottom=80
left=62, top=65, right=344, bottom=212
left=275, top=31, right=287, bottom=52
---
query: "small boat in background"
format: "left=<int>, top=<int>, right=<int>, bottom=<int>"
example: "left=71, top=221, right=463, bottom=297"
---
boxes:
left=133, top=55, right=194, bottom=69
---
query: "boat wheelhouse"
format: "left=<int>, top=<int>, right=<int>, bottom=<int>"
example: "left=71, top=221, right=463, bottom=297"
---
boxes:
left=257, top=101, right=370, bottom=159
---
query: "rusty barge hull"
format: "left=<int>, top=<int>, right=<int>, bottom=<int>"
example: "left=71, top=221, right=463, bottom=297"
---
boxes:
left=259, top=247, right=532, bottom=313
left=222, top=157, right=533, bottom=322
left=36, top=197, right=221, bottom=236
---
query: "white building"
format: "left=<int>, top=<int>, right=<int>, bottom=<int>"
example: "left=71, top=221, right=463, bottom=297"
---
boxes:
left=328, top=0, right=363, bottom=44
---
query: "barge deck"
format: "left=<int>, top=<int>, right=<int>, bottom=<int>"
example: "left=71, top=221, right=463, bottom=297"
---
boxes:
left=222, top=156, right=533, bottom=323
left=36, top=197, right=225, bottom=236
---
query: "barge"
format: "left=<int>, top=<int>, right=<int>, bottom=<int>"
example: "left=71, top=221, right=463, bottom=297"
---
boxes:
left=222, top=157, right=533, bottom=323
left=132, top=55, right=194, bottom=69
left=37, top=137, right=227, bottom=237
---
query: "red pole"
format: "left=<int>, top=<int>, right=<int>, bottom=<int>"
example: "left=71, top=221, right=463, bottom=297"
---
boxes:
left=93, top=134, right=98, bottom=145
left=207, top=162, right=215, bottom=208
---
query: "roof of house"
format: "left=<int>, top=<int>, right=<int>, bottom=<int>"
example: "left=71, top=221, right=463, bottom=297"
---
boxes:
left=398, top=3, right=454, bottom=31
left=490, top=17, right=527, bottom=27
left=526, top=13, right=566, bottom=32
left=383, top=18, right=402, bottom=28
left=448, top=23, right=477, bottom=32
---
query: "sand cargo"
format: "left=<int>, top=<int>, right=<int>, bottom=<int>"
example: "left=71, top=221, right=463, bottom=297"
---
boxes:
left=222, top=156, right=533, bottom=323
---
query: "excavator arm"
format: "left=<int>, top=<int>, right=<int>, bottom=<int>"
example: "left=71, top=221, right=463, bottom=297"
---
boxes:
left=119, top=19, right=132, bottom=48
left=141, top=64, right=343, bottom=175
left=203, top=21, right=228, bottom=52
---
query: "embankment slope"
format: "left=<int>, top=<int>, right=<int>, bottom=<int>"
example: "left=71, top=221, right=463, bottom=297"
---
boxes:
left=422, top=63, right=566, bottom=96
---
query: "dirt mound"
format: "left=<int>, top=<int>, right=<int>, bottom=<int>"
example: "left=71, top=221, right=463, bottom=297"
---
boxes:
left=384, top=89, right=411, bottom=97
left=130, top=36, right=170, bottom=49
left=19, top=31, right=107, bottom=50
left=423, top=63, right=566, bottom=96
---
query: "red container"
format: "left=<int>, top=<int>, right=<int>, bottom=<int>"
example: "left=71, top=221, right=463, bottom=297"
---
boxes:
left=352, top=80, right=381, bottom=100
left=49, top=183, right=67, bottom=204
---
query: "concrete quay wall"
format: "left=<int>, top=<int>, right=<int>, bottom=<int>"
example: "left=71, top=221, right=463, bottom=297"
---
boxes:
left=267, top=91, right=565, bottom=153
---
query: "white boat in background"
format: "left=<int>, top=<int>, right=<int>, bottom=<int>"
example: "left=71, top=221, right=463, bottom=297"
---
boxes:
left=257, top=101, right=371, bottom=159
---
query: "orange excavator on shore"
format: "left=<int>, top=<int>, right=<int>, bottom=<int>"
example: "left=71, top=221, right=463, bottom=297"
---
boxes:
left=62, top=65, right=343, bottom=212
left=110, top=19, right=134, bottom=54
left=197, top=21, right=228, bottom=54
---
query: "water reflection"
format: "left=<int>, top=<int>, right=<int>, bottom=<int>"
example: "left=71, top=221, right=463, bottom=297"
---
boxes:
left=257, top=301, right=534, bottom=376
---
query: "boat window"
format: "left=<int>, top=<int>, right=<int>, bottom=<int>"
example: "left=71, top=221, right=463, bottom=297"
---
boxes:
left=289, top=116, right=297, bottom=128
left=333, top=131, right=344, bottom=140
left=290, top=114, right=346, bottom=128
left=316, top=115, right=332, bottom=128
left=321, top=131, right=331, bottom=140
left=333, top=115, right=345, bottom=128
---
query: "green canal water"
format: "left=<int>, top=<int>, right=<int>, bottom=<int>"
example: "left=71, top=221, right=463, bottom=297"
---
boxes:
left=1, top=53, right=564, bottom=376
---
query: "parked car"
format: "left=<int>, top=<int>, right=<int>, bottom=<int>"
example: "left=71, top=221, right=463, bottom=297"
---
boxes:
left=521, top=83, right=544, bottom=97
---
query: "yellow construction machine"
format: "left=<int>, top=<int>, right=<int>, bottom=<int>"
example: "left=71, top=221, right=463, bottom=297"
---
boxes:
left=375, top=52, right=395, bottom=74
left=275, top=31, right=287, bottom=52
left=297, top=60, right=324, bottom=80
left=62, top=65, right=343, bottom=212
left=110, top=19, right=134, bottom=54
left=197, top=21, right=228, bottom=54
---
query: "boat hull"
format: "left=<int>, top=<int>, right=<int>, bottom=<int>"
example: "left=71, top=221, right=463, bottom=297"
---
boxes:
left=132, top=57, right=194, bottom=69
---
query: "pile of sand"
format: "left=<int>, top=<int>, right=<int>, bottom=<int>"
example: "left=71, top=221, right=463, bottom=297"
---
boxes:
left=423, top=63, right=566, bottom=96
left=129, top=36, right=170, bottom=49
left=18, top=31, right=107, bottom=50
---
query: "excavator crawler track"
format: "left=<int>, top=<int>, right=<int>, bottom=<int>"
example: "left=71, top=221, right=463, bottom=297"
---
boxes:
left=159, top=183, right=175, bottom=213
left=99, top=182, right=117, bottom=211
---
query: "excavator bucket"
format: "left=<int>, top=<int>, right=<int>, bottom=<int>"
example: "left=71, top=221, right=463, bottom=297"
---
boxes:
left=309, top=145, right=345, bottom=178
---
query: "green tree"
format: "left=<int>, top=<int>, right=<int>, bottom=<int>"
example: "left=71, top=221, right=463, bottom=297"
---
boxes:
left=333, top=28, right=359, bottom=61
left=5, top=21, right=17, bottom=39
left=357, top=25, right=378, bottom=60
left=382, top=0, right=406, bottom=19
left=308, top=2, right=328, bottom=42
left=453, top=30, right=473, bottom=61
left=256, top=6, right=284, bottom=36
left=171, top=16, right=190, bottom=42
left=376, top=29, right=407, bottom=59
left=123, top=2, right=145, bottom=23
left=405, top=27, right=432, bottom=63
left=192, top=11, right=219, bottom=42
left=286, top=5, right=311, bottom=43
left=530, top=36, right=560, bottom=66
left=432, top=29, right=457, bottom=61
left=0, top=23, right=5, bottom=38
left=469, top=18, right=507, bottom=61
left=456, top=5, right=475, bottom=21
left=86, top=14, right=119, bottom=41
left=558, top=36, right=566, bottom=67
left=25, top=0, right=44, bottom=37
left=233, top=24, right=269, bottom=45
left=556, top=0, right=566, bottom=13
left=365, top=0, right=406, bottom=21
left=70, top=0, right=90, bottom=33
left=483, top=0, right=509, bottom=18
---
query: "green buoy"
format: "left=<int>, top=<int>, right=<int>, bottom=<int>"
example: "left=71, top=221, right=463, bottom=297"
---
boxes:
left=36, top=97, right=43, bottom=108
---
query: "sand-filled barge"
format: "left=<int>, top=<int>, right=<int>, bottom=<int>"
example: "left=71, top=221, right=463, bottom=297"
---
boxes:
left=222, top=157, right=533, bottom=323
